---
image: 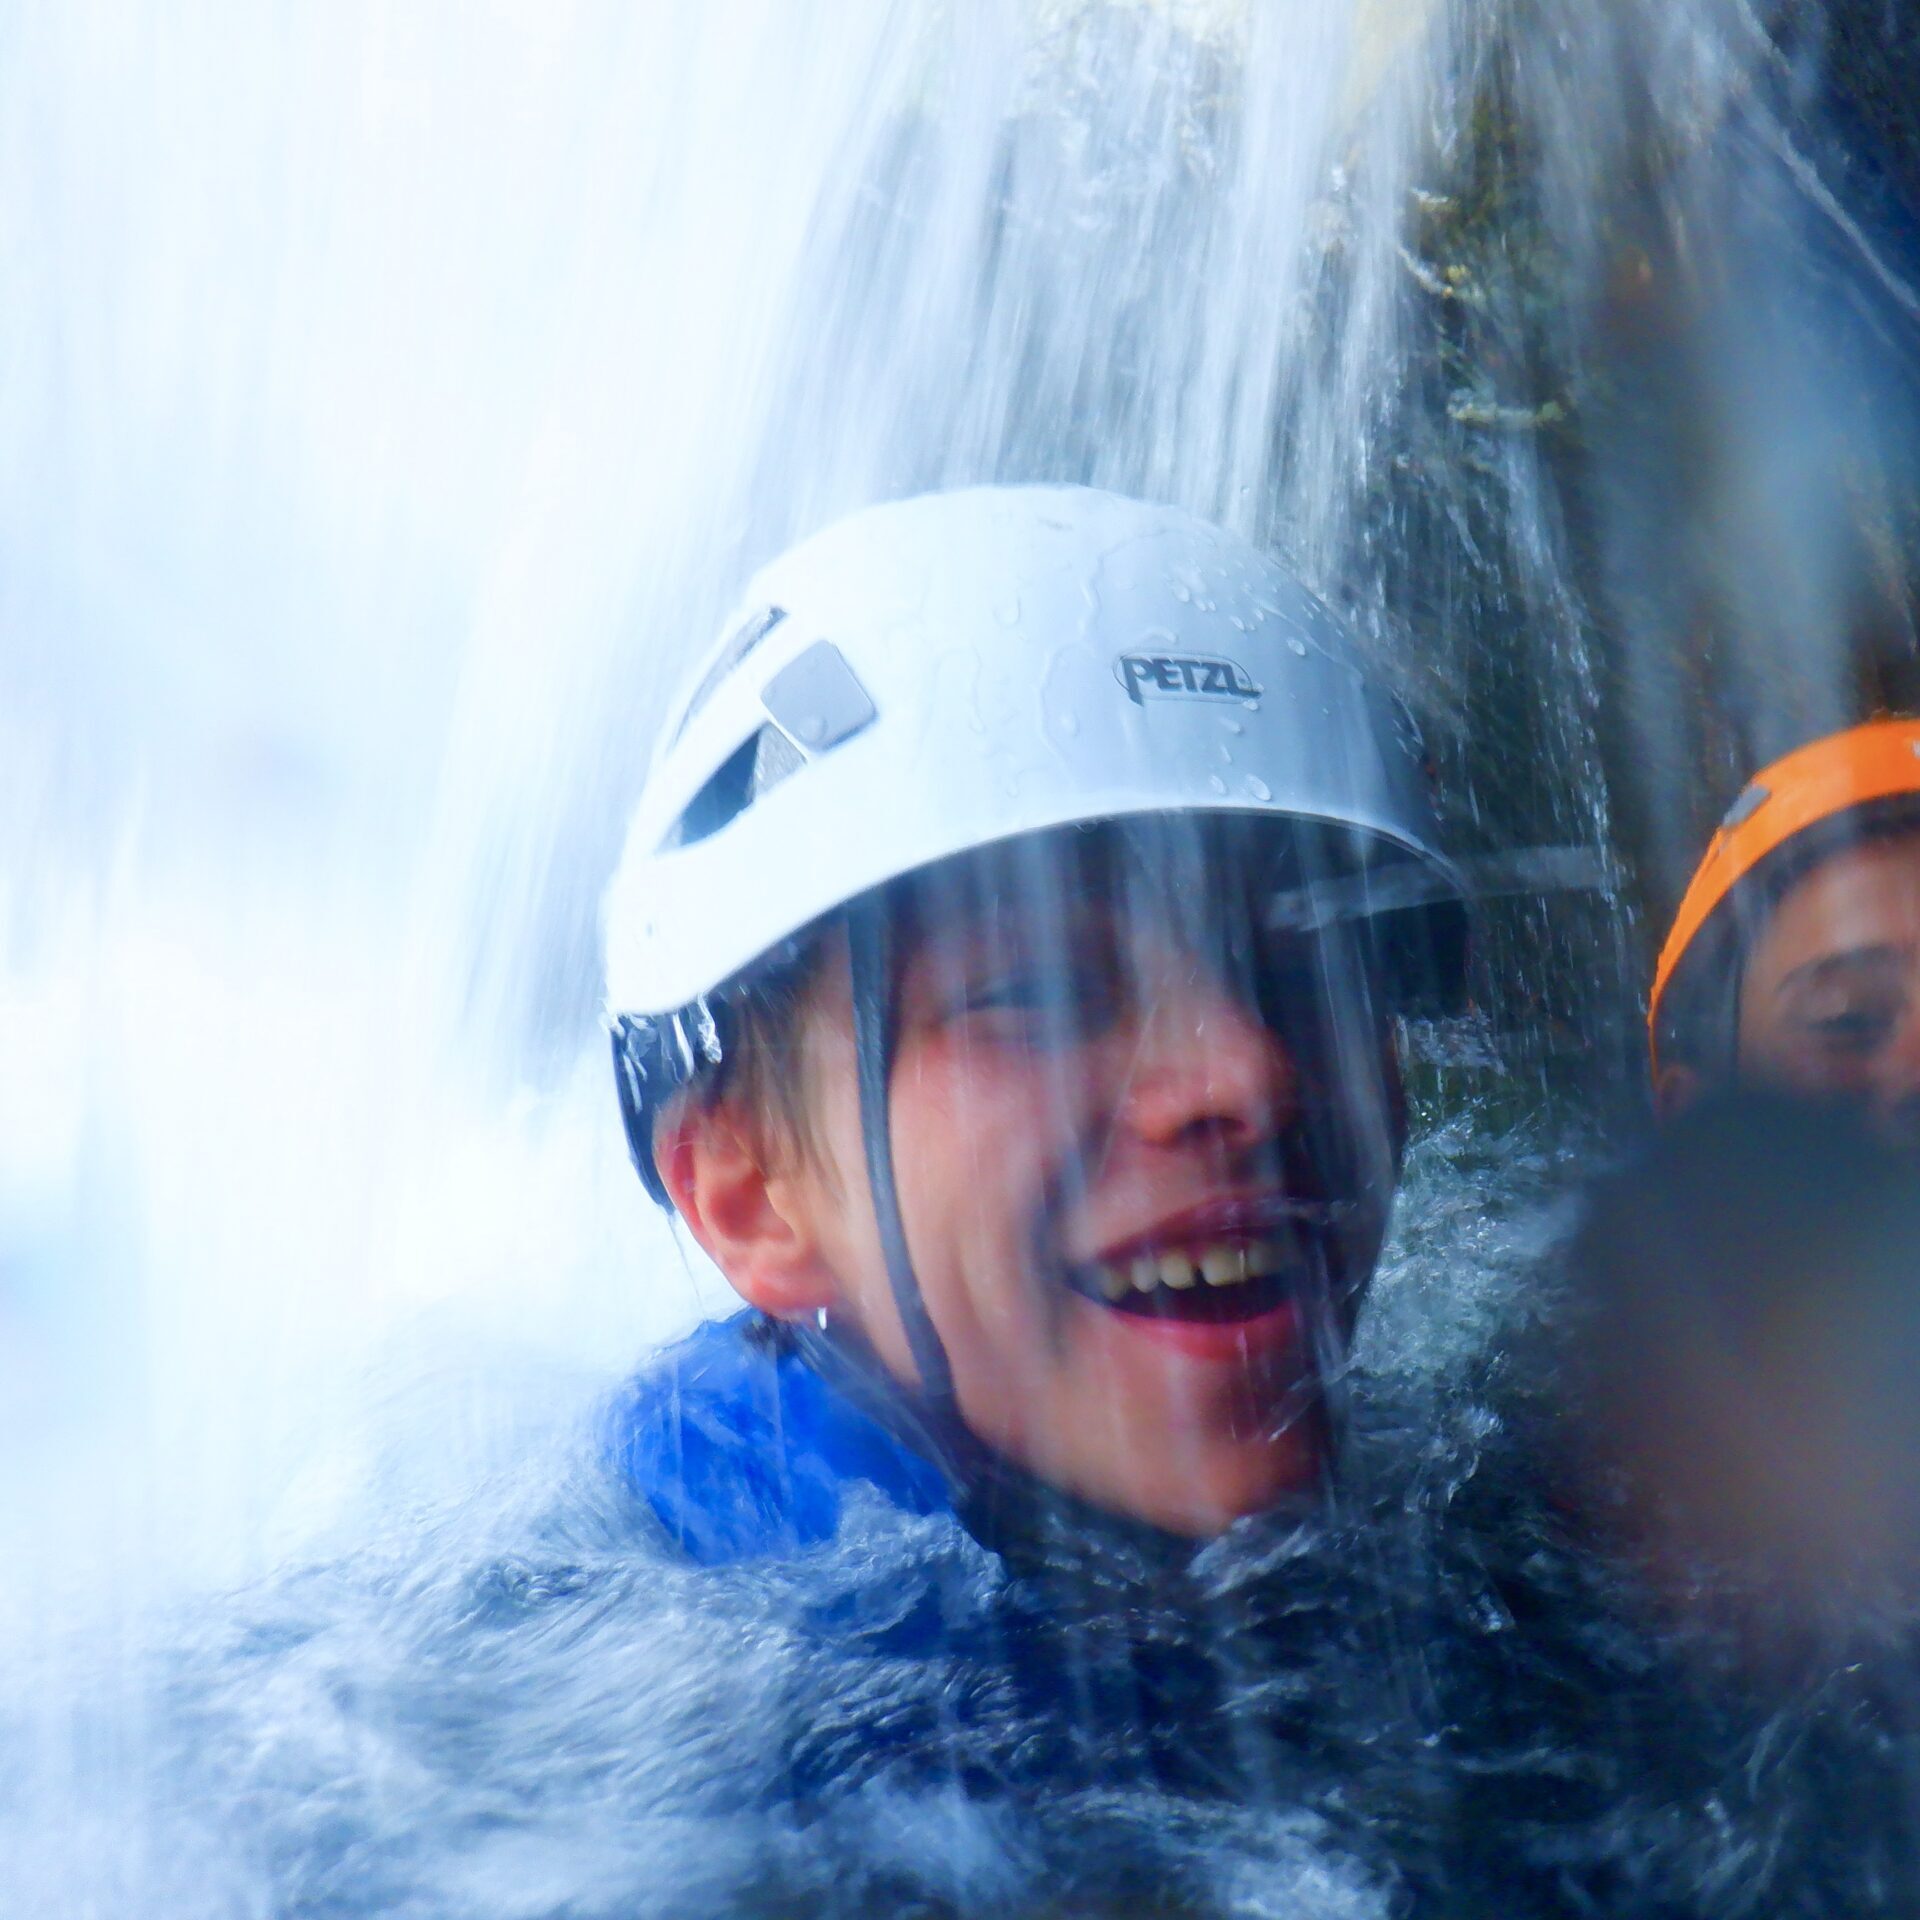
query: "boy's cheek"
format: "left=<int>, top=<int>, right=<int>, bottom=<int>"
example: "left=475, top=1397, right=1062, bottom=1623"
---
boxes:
left=905, top=1061, right=1057, bottom=1165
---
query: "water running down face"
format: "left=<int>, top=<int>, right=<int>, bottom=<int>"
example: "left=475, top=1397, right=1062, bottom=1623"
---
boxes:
left=663, top=824, right=1405, bottom=1536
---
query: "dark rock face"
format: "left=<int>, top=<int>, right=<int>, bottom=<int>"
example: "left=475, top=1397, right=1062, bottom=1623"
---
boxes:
left=1805, top=0, right=1920, bottom=241
left=1379, top=0, right=1920, bottom=1071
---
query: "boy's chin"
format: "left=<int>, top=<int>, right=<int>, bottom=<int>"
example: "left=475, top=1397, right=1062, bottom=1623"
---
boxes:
left=1067, top=1415, right=1335, bottom=1539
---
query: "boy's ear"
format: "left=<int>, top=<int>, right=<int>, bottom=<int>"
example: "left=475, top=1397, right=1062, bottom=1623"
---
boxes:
left=654, top=1097, right=838, bottom=1319
left=1654, top=1060, right=1706, bottom=1122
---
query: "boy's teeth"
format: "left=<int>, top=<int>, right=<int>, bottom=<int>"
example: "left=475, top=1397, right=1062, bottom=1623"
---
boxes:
left=1092, top=1237, right=1297, bottom=1301
left=1199, top=1246, right=1243, bottom=1287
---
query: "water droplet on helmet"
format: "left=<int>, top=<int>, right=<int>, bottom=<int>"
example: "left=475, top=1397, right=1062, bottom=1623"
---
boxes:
left=1287, top=635, right=1308, bottom=657
left=1229, top=615, right=1248, bottom=632
left=1172, top=583, right=1193, bottom=603
left=1244, top=774, right=1273, bottom=802
left=1221, top=718, right=1244, bottom=735
left=1208, top=774, right=1228, bottom=795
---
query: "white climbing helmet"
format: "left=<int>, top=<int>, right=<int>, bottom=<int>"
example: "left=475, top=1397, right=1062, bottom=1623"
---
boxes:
left=604, top=482, right=1464, bottom=1028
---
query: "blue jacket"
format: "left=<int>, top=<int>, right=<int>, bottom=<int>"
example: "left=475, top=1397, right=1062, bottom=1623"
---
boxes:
left=605, top=1315, right=1278, bottom=1808
left=606, top=1311, right=956, bottom=1566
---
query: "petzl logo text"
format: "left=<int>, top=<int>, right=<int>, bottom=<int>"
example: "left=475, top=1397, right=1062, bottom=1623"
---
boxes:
left=1115, top=652, right=1264, bottom=706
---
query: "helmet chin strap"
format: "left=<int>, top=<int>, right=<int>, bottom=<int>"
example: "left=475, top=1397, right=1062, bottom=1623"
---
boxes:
left=845, top=895, right=960, bottom=1426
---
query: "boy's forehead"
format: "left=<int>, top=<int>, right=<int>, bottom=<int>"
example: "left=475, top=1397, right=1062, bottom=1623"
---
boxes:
left=902, top=826, right=1118, bottom=916
left=897, top=817, right=1309, bottom=917
left=1758, top=832, right=1920, bottom=964
left=886, top=821, right=1346, bottom=980
left=899, top=834, right=1185, bottom=950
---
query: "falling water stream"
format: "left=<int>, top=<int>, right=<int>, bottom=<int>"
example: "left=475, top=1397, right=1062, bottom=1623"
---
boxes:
left=7, top=1, right=1920, bottom=1913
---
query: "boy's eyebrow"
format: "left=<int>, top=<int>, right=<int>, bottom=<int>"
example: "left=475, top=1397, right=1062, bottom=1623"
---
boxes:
left=1773, top=944, right=1912, bottom=996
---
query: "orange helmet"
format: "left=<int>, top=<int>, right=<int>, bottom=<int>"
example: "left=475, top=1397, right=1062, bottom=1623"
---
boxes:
left=1649, top=717, right=1920, bottom=1075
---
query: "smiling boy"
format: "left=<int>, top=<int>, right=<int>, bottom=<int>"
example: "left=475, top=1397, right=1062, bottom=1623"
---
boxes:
left=604, top=486, right=1466, bottom=1564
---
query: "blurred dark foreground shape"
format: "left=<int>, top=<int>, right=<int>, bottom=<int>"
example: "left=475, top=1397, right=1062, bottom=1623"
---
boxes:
left=1566, top=1092, right=1920, bottom=1630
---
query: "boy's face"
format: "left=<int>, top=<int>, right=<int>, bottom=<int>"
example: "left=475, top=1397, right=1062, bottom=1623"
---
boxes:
left=1738, top=829, right=1920, bottom=1141
left=682, top=827, right=1405, bottom=1536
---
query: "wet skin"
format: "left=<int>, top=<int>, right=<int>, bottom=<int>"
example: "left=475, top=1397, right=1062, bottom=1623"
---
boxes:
left=659, top=881, right=1401, bottom=1538
left=1736, top=829, right=1920, bottom=1140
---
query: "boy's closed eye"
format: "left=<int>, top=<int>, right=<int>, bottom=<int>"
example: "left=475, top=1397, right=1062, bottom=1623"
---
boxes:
left=1799, top=1001, right=1906, bottom=1059
left=1778, top=951, right=1910, bottom=1058
left=942, top=955, right=1126, bottom=1044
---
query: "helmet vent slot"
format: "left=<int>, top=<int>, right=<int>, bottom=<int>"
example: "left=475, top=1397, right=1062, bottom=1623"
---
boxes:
left=664, top=724, right=806, bottom=849
left=672, top=605, right=788, bottom=744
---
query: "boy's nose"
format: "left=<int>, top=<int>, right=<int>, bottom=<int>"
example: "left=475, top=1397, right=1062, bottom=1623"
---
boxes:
left=1119, top=965, right=1299, bottom=1153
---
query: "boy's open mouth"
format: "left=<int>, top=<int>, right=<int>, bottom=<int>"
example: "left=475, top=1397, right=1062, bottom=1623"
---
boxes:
left=1062, top=1203, right=1345, bottom=1326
